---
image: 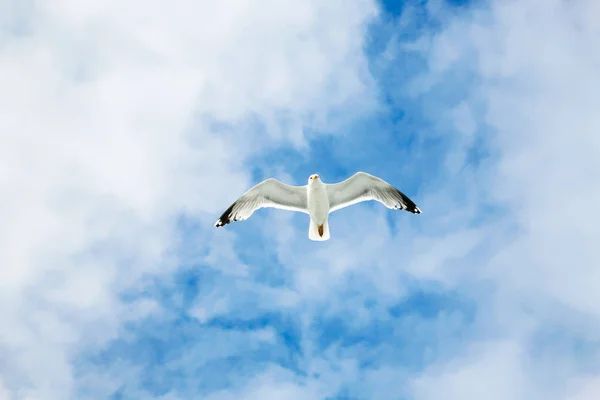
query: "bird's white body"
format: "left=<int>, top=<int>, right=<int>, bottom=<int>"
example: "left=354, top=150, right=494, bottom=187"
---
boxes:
left=306, top=177, right=330, bottom=241
left=215, top=172, right=421, bottom=241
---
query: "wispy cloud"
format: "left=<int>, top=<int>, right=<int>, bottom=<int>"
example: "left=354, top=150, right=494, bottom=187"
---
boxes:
left=390, top=1, right=600, bottom=399
left=2, top=0, right=599, bottom=399
left=0, top=0, right=378, bottom=398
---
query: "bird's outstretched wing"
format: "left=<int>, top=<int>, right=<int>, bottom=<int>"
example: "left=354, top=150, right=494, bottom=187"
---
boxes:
left=215, top=178, right=308, bottom=227
left=326, top=172, right=421, bottom=214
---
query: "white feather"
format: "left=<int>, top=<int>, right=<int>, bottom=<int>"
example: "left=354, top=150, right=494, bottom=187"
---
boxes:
left=214, top=178, right=308, bottom=227
left=326, top=172, right=421, bottom=214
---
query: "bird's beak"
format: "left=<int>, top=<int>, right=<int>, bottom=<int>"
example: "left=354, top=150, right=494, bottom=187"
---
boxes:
left=314, top=175, right=319, bottom=179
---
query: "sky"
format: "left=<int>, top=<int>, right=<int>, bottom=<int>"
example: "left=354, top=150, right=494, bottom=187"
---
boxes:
left=1, top=0, right=599, bottom=399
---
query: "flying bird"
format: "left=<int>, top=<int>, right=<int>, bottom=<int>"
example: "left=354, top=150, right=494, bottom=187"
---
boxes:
left=214, top=172, right=421, bottom=241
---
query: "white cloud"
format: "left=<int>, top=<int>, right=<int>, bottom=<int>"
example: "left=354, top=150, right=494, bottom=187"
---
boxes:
left=398, top=0, right=600, bottom=398
left=203, top=366, right=324, bottom=400
left=188, top=0, right=600, bottom=397
left=569, top=377, right=600, bottom=400
left=0, top=0, right=379, bottom=398
left=5, top=0, right=598, bottom=398
left=223, top=0, right=600, bottom=397
left=411, top=341, right=536, bottom=400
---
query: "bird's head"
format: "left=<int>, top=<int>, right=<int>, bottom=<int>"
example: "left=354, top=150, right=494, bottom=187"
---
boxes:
left=308, top=174, right=320, bottom=185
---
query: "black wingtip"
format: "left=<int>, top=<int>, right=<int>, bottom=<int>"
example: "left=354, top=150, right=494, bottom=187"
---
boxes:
left=395, top=188, right=422, bottom=214
left=214, top=203, right=235, bottom=228
left=405, top=202, right=421, bottom=214
left=214, top=219, right=227, bottom=227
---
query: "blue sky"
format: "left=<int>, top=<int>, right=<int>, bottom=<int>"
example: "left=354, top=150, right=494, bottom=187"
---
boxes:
left=1, top=0, right=600, bottom=399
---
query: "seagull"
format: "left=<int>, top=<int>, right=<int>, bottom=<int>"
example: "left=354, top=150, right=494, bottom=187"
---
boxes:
left=214, top=172, right=421, bottom=241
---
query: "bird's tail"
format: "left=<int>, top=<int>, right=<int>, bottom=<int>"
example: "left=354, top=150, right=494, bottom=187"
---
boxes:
left=308, top=218, right=330, bottom=241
